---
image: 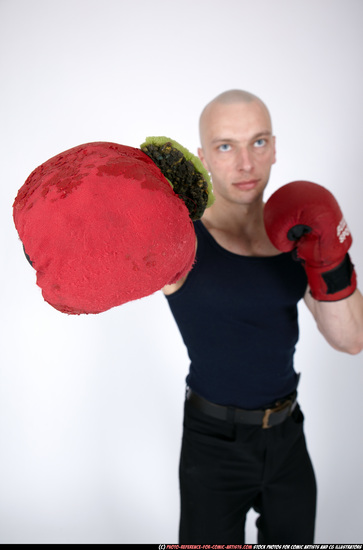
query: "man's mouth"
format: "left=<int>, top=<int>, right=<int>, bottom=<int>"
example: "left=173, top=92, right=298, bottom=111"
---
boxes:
left=233, top=179, right=259, bottom=190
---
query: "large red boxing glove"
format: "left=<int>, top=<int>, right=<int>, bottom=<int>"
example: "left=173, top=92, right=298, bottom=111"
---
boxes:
left=264, top=181, right=357, bottom=301
left=13, top=138, right=213, bottom=314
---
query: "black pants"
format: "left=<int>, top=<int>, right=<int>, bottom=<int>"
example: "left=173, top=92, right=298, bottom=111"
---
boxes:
left=179, top=399, right=317, bottom=543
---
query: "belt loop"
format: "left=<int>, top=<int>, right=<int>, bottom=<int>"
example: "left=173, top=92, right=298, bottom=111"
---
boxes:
left=227, top=406, right=235, bottom=423
left=185, top=385, right=191, bottom=400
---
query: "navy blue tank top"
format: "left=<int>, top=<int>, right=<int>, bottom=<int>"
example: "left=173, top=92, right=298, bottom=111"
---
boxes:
left=165, top=220, right=308, bottom=409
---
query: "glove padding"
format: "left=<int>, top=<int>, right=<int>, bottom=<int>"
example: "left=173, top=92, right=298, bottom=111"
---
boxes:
left=264, top=180, right=357, bottom=301
left=13, top=141, right=199, bottom=314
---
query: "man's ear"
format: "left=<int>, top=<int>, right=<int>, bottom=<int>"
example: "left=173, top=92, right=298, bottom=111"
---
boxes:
left=272, top=136, right=277, bottom=165
left=198, top=147, right=209, bottom=172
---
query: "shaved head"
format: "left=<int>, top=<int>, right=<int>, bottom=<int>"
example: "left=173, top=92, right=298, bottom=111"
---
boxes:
left=207, top=89, right=259, bottom=105
left=199, top=90, right=272, bottom=147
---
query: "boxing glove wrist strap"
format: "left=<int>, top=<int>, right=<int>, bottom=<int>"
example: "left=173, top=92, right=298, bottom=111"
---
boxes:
left=304, top=253, right=357, bottom=301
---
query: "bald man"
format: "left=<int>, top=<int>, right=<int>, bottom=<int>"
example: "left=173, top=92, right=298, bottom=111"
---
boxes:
left=163, top=90, right=363, bottom=543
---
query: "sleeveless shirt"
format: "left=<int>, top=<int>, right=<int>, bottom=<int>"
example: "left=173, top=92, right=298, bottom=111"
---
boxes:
left=165, top=220, right=308, bottom=409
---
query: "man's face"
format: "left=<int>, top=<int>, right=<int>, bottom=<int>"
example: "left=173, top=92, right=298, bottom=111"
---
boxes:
left=198, top=100, right=276, bottom=207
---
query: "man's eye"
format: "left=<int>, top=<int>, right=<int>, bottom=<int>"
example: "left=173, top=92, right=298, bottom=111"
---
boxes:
left=218, top=144, right=231, bottom=152
left=254, top=139, right=266, bottom=148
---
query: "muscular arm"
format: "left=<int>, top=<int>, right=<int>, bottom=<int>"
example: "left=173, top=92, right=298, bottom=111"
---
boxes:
left=264, top=181, right=363, bottom=355
left=304, top=288, right=363, bottom=355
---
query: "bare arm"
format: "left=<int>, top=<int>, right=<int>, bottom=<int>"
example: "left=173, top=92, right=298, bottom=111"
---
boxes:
left=304, top=288, right=363, bottom=355
left=163, top=274, right=188, bottom=295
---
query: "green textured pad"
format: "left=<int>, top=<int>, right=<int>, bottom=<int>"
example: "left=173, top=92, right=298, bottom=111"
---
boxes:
left=141, top=137, right=213, bottom=221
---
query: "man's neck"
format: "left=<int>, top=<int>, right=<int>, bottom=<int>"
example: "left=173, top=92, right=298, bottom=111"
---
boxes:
left=203, top=197, right=262, bottom=230
left=201, top=198, right=279, bottom=257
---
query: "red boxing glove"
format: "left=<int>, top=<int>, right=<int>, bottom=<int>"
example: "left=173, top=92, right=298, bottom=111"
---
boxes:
left=13, top=139, right=213, bottom=314
left=264, top=181, right=357, bottom=301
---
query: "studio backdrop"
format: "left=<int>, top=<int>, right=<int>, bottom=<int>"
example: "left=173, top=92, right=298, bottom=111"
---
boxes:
left=1, top=0, right=362, bottom=543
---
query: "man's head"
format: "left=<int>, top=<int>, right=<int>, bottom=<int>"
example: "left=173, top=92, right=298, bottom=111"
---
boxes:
left=198, top=90, right=276, bottom=207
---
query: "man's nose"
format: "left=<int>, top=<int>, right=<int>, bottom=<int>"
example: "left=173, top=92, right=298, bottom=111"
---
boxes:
left=236, top=148, right=252, bottom=172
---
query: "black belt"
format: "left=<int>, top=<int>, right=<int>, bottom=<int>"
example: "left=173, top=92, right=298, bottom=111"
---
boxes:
left=186, top=387, right=297, bottom=429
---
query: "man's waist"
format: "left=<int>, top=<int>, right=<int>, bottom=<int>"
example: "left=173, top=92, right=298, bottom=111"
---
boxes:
left=185, top=386, right=298, bottom=429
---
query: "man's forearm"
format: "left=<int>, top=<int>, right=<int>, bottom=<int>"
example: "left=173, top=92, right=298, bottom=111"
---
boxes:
left=304, top=288, right=363, bottom=355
